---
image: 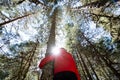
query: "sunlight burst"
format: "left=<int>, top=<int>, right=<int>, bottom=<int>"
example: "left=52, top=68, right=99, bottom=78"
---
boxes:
left=51, top=46, right=61, bottom=56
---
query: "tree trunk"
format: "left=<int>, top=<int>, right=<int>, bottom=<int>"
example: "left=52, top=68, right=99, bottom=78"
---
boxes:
left=85, top=53, right=99, bottom=80
left=103, top=57, right=120, bottom=79
left=40, top=7, right=58, bottom=80
left=10, top=42, right=39, bottom=80
left=77, top=47, right=93, bottom=80
left=79, top=31, right=120, bottom=79
left=75, top=49, right=88, bottom=80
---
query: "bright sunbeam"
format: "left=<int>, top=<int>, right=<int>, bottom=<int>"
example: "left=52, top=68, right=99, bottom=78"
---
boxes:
left=51, top=47, right=61, bottom=56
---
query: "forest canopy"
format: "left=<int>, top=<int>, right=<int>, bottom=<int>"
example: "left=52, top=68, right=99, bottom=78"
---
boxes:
left=0, top=0, right=120, bottom=80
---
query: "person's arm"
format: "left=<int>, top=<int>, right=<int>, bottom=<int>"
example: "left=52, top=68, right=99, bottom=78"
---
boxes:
left=39, top=55, right=54, bottom=69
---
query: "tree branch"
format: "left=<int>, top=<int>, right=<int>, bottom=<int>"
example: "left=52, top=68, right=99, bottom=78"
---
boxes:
left=0, top=12, right=35, bottom=26
left=71, top=0, right=111, bottom=9
left=89, top=12, right=120, bottom=20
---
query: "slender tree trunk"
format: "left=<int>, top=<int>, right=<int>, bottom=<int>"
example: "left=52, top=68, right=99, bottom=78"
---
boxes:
left=75, top=49, right=88, bottom=80
left=103, top=67, right=112, bottom=80
left=103, top=57, right=120, bottom=79
left=79, top=31, right=120, bottom=79
left=101, top=67, right=111, bottom=80
left=40, top=7, right=58, bottom=80
left=10, top=42, right=39, bottom=80
left=85, top=53, right=99, bottom=80
left=77, top=47, right=93, bottom=80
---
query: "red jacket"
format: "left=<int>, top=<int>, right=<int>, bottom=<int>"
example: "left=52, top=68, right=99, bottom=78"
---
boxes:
left=39, top=48, right=80, bottom=80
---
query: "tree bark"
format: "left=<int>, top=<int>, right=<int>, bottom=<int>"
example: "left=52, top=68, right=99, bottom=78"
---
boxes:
left=85, top=53, right=99, bottom=80
left=40, top=7, right=58, bottom=80
left=10, top=42, right=39, bottom=80
left=75, top=49, right=88, bottom=80
left=77, top=47, right=93, bottom=80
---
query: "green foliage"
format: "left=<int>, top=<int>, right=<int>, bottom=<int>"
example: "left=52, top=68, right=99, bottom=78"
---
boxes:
left=0, top=0, right=120, bottom=80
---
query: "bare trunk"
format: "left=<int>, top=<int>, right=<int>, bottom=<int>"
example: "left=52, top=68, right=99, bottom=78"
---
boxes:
left=75, top=49, right=88, bottom=80
left=85, top=53, right=99, bottom=80
left=40, top=7, right=58, bottom=80
left=79, top=31, right=120, bottom=79
left=10, top=42, right=39, bottom=80
left=77, top=47, right=93, bottom=80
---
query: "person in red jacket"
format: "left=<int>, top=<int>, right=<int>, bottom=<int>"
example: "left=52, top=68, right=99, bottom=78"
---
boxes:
left=39, top=48, right=80, bottom=80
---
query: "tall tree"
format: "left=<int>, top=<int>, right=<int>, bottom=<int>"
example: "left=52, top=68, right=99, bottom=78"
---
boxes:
left=40, top=3, right=58, bottom=80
